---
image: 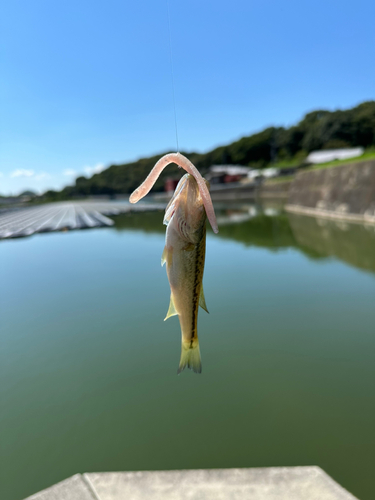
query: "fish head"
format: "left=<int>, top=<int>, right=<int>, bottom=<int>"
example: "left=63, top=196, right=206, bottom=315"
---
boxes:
left=164, top=174, right=208, bottom=237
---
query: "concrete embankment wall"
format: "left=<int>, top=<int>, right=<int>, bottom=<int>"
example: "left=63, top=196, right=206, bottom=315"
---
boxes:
left=259, top=179, right=292, bottom=199
left=286, top=160, right=375, bottom=224
left=208, top=180, right=292, bottom=201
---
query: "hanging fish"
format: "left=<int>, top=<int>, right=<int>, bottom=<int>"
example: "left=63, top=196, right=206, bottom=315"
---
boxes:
left=129, top=153, right=218, bottom=374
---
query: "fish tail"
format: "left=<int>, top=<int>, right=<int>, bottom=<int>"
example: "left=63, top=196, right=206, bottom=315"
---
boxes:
left=177, top=341, right=202, bottom=374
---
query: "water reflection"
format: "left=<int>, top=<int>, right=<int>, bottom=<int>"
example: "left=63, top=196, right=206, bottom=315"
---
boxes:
left=113, top=202, right=375, bottom=274
left=2, top=202, right=374, bottom=500
left=288, top=213, right=375, bottom=275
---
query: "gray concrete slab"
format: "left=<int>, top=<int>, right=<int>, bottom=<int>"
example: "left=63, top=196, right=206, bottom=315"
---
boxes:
left=85, top=467, right=358, bottom=500
left=24, top=467, right=359, bottom=500
left=24, top=474, right=97, bottom=500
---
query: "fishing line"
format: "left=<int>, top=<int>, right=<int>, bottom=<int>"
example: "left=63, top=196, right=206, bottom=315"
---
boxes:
left=166, top=0, right=179, bottom=152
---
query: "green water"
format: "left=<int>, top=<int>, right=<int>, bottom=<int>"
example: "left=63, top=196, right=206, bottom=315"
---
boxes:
left=1, top=204, right=374, bottom=500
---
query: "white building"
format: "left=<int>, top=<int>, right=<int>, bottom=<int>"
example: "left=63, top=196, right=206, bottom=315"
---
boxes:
left=306, top=147, right=364, bottom=164
left=209, top=165, right=251, bottom=175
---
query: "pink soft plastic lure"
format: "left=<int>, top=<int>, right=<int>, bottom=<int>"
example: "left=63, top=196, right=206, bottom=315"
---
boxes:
left=129, top=152, right=218, bottom=234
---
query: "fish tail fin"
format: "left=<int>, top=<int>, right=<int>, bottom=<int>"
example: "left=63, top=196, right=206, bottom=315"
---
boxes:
left=177, top=341, right=202, bottom=374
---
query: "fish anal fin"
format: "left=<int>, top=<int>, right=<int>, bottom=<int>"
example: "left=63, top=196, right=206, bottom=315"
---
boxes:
left=199, top=286, right=209, bottom=313
left=164, top=294, right=178, bottom=321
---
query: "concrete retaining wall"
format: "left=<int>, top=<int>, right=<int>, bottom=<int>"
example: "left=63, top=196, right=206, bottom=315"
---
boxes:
left=286, top=160, right=375, bottom=223
left=259, top=180, right=292, bottom=199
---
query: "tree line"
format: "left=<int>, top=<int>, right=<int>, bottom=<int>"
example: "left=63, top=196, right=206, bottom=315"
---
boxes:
left=41, top=100, right=375, bottom=201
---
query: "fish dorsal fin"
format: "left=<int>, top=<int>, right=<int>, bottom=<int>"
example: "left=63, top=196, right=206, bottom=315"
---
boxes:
left=164, top=294, right=178, bottom=321
left=199, top=286, right=209, bottom=313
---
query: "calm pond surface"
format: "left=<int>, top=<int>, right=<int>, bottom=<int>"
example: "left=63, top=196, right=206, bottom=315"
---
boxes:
left=1, top=203, right=374, bottom=500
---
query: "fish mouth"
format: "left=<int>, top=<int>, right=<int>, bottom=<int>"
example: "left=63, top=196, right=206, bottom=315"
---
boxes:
left=164, top=174, right=201, bottom=225
left=181, top=174, right=203, bottom=201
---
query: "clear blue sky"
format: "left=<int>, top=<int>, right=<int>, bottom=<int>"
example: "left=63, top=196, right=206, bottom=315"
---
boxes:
left=1, top=0, right=374, bottom=195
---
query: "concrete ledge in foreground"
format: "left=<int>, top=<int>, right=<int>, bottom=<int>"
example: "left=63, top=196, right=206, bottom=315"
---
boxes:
left=24, top=467, right=359, bottom=500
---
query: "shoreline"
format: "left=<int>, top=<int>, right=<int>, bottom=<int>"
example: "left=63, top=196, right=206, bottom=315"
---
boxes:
left=285, top=204, right=375, bottom=225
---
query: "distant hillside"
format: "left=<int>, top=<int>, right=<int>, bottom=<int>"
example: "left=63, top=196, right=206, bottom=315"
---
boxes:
left=42, top=100, right=375, bottom=201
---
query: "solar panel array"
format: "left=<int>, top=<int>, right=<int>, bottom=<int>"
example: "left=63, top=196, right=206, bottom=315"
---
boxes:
left=0, top=201, right=165, bottom=240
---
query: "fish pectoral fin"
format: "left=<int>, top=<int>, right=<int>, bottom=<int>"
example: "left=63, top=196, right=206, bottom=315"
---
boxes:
left=199, top=286, right=209, bottom=313
left=183, top=243, right=195, bottom=252
left=161, top=247, right=167, bottom=266
left=161, top=246, right=172, bottom=267
left=164, top=294, right=178, bottom=321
